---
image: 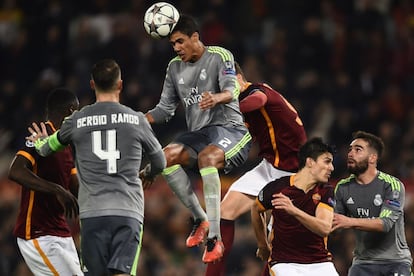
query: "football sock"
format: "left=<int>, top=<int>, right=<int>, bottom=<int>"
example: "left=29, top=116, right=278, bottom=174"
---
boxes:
left=205, top=219, right=235, bottom=276
left=200, top=166, right=221, bottom=239
left=162, top=165, right=207, bottom=220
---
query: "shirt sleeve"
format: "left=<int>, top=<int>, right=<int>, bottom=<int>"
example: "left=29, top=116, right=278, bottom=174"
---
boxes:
left=239, top=89, right=267, bottom=113
left=319, top=184, right=335, bottom=210
left=379, top=177, right=405, bottom=232
left=216, top=49, right=239, bottom=99
left=58, top=113, right=75, bottom=145
left=334, top=182, right=346, bottom=215
left=257, top=180, right=278, bottom=211
left=139, top=113, right=166, bottom=176
left=148, top=62, right=180, bottom=123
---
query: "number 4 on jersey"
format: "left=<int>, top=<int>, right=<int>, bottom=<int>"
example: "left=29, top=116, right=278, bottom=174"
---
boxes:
left=92, top=130, right=120, bottom=174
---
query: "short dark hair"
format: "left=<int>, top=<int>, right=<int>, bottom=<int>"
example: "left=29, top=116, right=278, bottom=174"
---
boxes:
left=46, top=87, right=78, bottom=119
left=235, top=61, right=245, bottom=80
left=352, top=130, right=384, bottom=158
left=298, top=137, right=335, bottom=169
left=170, top=14, right=199, bottom=37
left=91, top=59, right=121, bottom=92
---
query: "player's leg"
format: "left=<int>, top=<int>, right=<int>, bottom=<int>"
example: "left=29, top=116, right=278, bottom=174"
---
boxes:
left=205, top=191, right=254, bottom=275
left=200, top=126, right=252, bottom=263
left=198, top=145, right=225, bottom=263
left=162, top=134, right=210, bottom=247
left=17, top=236, right=83, bottom=276
left=107, top=216, right=143, bottom=276
left=206, top=159, right=294, bottom=274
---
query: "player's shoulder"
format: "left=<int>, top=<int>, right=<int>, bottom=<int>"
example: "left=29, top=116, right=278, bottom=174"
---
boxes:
left=264, top=175, right=291, bottom=192
left=334, top=175, right=356, bottom=192
left=377, top=171, right=404, bottom=189
left=206, top=46, right=234, bottom=60
left=168, top=56, right=181, bottom=66
left=320, top=182, right=335, bottom=190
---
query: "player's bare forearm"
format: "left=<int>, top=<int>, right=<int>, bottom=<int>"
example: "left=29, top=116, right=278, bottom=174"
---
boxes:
left=251, top=203, right=269, bottom=249
left=199, top=90, right=232, bottom=110
left=332, top=213, right=384, bottom=232
left=272, top=193, right=333, bottom=237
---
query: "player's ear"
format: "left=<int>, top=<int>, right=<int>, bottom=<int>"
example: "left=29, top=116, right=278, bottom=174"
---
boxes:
left=306, top=157, right=314, bottom=168
left=368, top=152, right=378, bottom=164
left=191, top=31, right=199, bottom=42
left=90, top=80, right=95, bottom=90
left=118, top=79, right=123, bottom=91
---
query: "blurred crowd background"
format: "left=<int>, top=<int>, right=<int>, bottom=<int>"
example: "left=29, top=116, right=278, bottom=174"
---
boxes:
left=0, top=0, right=413, bottom=275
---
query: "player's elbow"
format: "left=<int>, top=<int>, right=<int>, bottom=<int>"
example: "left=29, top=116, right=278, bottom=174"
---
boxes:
left=316, top=221, right=333, bottom=237
left=8, top=167, right=20, bottom=183
left=318, top=227, right=332, bottom=237
left=381, top=218, right=396, bottom=233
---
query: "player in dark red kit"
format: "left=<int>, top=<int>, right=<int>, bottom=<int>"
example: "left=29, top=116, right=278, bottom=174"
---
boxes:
left=252, top=137, right=338, bottom=276
left=9, top=88, right=82, bottom=275
left=206, top=62, right=307, bottom=275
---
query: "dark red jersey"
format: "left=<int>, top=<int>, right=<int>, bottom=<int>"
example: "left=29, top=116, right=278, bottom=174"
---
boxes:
left=239, top=83, right=306, bottom=171
left=256, top=175, right=335, bottom=264
left=13, top=122, right=76, bottom=240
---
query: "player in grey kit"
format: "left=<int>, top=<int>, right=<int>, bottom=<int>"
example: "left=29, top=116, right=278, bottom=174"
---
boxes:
left=333, top=131, right=412, bottom=276
left=27, top=59, right=166, bottom=276
left=141, top=14, right=252, bottom=263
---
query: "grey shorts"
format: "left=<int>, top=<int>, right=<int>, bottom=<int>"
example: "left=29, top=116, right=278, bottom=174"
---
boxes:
left=80, top=216, right=143, bottom=276
left=174, top=125, right=252, bottom=173
left=349, top=262, right=412, bottom=276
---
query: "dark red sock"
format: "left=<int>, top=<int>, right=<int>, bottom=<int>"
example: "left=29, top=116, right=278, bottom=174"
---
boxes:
left=205, top=219, right=235, bottom=276
left=261, top=262, right=270, bottom=276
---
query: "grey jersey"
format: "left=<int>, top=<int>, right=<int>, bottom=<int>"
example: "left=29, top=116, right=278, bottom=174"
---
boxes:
left=335, top=171, right=412, bottom=265
left=148, top=46, right=245, bottom=131
left=58, top=102, right=164, bottom=222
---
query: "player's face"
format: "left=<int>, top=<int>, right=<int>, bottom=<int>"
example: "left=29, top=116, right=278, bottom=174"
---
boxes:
left=311, top=152, right=334, bottom=183
left=169, top=31, right=198, bottom=62
left=347, top=138, right=371, bottom=175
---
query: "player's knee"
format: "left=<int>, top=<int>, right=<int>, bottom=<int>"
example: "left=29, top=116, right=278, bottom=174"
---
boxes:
left=198, top=146, right=224, bottom=168
left=221, top=207, right=238, bottom=220
left=220, top=202, right=241, bottom=220
left=164, top=144, right=187, bottom=166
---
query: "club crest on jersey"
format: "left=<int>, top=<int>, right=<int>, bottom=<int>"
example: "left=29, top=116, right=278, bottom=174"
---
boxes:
left=199, top=69, right=207, bottom=80
left=373, top=194, right=383, bottom=206
left=312, top=193, right=321, bottom=205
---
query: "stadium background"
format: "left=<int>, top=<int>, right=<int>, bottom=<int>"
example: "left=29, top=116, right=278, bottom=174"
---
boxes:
left=0, top=0, right=413, bottom=275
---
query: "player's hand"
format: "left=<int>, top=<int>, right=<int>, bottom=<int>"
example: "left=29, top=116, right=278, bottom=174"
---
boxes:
left=271, top=193, right=296, bottom=215
left=332, top=213, right=353, bottom=231
left=256, top=245, right=270, bottom=261
left=55, top=185, right=79, bottom=219
left=139, top=164, right=155, bottom=189
left=26, top=122, right=48, bottom=143
left=199, top=91, right=218, bottom=110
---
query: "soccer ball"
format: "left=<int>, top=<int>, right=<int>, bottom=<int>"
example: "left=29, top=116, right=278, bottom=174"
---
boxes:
left=143, top=2, right=180, bottom=39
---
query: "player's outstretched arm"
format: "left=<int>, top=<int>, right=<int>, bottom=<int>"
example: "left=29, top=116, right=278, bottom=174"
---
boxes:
left=251, top=201, right=270, bottom=261
left=26, top=122, right=66, bottom=156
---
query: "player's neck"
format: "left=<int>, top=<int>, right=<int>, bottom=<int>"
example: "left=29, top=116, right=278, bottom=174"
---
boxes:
left=355, top=167, right=378, bottom=185
left=292, top=172, right=317, bottom=193
left=241, top=82, right=251, bottom=92
left=190, top=41, right=205, bottom=62
left=96, top=91, right=120, bottom=103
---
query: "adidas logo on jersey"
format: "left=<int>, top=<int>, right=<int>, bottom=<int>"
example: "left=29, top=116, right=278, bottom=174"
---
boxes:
left=346, top=197, right=355, bottom=204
